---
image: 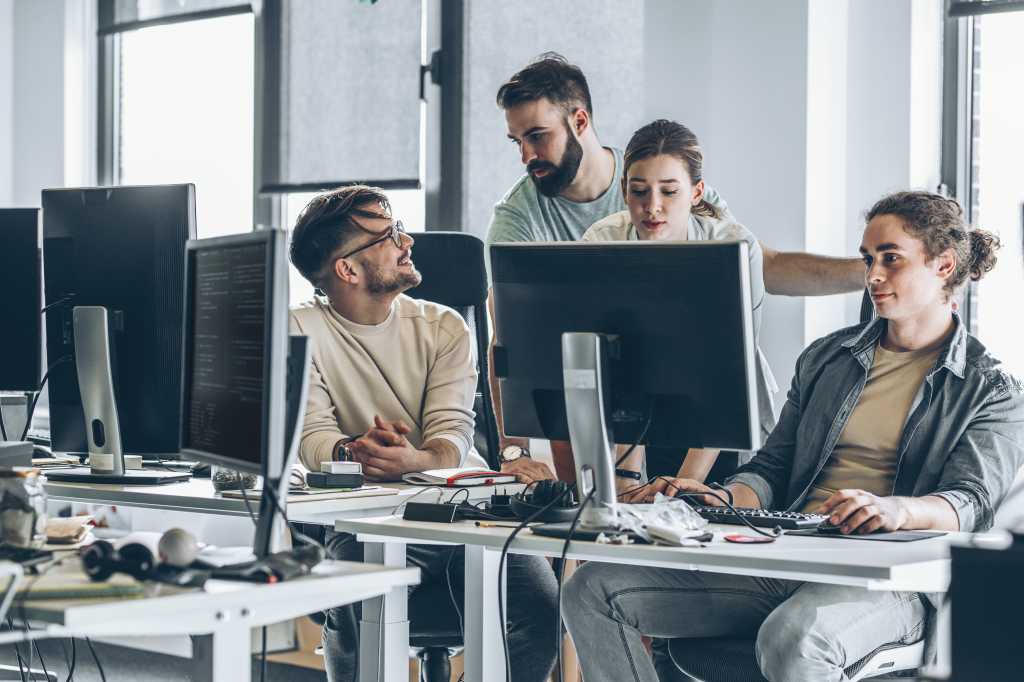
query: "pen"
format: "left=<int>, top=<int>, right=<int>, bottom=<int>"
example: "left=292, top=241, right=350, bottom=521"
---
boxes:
left=475, top=521, right=531, bottom=528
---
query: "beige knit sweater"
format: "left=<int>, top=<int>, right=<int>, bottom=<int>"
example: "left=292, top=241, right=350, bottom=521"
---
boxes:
left=289, top=295, right=486, bottom=472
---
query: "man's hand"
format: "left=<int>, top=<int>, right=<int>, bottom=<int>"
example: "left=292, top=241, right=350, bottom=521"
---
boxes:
left=348, top=416, right=425, bottom=481
left=500, top=458, right=555, bottom=485
left=819, top=489, right=908, bottom=534
left=619, top=476, right=723, bottom=505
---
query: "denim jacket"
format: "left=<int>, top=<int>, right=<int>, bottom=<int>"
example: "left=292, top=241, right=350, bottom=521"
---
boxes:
left=729, top=313, right=1024, bottom=533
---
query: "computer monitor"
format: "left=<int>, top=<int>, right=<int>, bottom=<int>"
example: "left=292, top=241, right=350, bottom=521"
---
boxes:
left=41, top=184, right=196, bottom=456
left=179, top=229, right=290, bottom=477
left=490, top=241, right=761, bottom=528
left=0, top=209, right=41, bottom=393
left=179, top=229, right=302, bottom=557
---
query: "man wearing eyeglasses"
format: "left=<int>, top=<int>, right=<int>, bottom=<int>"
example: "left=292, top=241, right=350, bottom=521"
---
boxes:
left=289, top=184, right=558, bottom=682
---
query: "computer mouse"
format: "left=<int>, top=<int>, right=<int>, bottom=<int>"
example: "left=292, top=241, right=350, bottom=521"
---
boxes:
left=816, top=519, right=845, bottom=534
left=191, top=463, right=211, bottom=478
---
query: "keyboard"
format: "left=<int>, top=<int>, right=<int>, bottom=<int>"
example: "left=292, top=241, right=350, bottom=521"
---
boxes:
left=692, top=506, right=826, bottom=530
left=0, top=544, right=54, bottom=568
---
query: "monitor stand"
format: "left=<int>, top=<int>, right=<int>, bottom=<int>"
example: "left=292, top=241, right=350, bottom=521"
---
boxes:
left=43, top=468, right=190, bottom=485
left=48, top=306, right=189, bottom=486
left=532, top=333, right=625, bottom=540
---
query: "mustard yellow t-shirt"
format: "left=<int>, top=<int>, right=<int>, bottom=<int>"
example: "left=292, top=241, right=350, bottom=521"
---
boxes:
left=801, top=340, right=943, bottom=513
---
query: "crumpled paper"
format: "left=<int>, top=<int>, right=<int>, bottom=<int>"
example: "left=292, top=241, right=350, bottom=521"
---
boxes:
left=614, top=493, right=709, bottom=544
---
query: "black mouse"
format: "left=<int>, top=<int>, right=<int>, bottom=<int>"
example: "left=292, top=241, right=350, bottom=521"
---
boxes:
left=816, top=519, right=845, bottom=534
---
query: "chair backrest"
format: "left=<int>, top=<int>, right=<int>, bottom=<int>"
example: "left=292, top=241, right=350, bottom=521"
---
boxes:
left=405, top=231, right=499, bottom=468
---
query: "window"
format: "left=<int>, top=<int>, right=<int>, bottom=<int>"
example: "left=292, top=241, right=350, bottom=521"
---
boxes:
left=967, top=12, right=1024, bottom=377
left=284, top=189, right=425, bottom=307
left=114, top=12, right=254, bottom=237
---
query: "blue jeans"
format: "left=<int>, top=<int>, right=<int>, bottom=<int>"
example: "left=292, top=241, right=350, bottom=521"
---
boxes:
left=322, top=530, right=558, bottom=682
left=562, top=562, right=926, bottom=682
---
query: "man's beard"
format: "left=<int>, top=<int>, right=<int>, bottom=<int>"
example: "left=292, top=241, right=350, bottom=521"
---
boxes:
left=363, top=260, right=422, bottom=295
left=527, top=126, right=583, bottom=198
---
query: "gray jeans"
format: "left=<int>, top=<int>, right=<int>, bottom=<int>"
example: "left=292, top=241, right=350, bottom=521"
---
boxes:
left=562, top=562, right=926, bottom=682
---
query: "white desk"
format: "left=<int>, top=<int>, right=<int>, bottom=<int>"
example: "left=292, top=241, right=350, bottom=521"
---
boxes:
left=44, top=477, right=521, bottom=521
left=10, top=559, right=419, bottom=682
left=335, top=515, right=957, bottom=682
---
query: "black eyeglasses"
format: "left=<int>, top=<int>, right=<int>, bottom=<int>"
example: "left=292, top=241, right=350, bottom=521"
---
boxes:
left=338, top=220, right=406, bottom=259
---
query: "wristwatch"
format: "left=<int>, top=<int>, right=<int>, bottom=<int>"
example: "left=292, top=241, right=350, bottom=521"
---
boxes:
left=334, top=435, right=360, bottom=462
left=499, top=444, right=530, bottom=465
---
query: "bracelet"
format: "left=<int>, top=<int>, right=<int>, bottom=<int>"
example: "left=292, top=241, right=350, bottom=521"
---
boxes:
left=615, top=468, right=642, bottom=481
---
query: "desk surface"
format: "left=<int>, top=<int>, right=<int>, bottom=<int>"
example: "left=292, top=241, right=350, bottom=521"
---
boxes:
left=16, top=558, right=419, bottom=636
left=337, top=515, right=956, bottom=593
left=44, top=476, right=522, bottom=522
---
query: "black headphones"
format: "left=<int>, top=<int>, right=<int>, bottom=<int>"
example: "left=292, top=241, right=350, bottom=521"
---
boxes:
left=511, top=480, right=579, bottom=523
left=81, top=540, right=157, bottom=582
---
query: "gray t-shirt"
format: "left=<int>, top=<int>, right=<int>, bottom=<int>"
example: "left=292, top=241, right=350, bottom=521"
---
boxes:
left=485, top=147, right=626, bottom=274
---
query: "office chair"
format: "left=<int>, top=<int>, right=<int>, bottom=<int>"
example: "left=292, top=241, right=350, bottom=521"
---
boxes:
left=404, top=231, right=495, bottom=680
left=665, top=636, right=925, bottom=682
left=406, top=231, right=500, bottom=468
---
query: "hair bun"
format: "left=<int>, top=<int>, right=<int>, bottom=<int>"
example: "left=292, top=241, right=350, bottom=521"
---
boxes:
left=968, top=229, right=1001, bottom=282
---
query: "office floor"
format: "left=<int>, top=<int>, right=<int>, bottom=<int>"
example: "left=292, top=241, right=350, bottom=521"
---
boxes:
left=0, top=639, right=326, bottom=681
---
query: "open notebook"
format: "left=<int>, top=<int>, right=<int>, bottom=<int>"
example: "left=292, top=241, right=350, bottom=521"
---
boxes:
left=401, top=467, right=517, bottom=487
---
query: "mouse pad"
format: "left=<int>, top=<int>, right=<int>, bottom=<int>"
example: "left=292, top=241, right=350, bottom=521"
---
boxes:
left=784, top=529, right=946, bottom=542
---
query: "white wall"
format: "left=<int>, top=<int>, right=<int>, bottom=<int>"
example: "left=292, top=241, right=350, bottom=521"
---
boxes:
left=644, top=0, right=944, bottom=398
left=645, top=0, right=812, bottom=396
left=0, top=0, right=15, bottom=205
left=461, top=0, right=647, bottom=239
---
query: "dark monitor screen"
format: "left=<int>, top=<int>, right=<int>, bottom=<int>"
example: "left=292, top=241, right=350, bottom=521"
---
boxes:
left=490, top=241, right=761, bottom=452
left=0, top=209, right=41, bottom=392
left=181, top=234, right=273, bottom=474
left=42, top=185, right=196, bottom=454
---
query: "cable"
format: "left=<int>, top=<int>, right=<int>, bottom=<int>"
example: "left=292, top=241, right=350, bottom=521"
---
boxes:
left=664, top=482, right=780, bottom=540
left=84, top=638, right=106, bottom=682
left=6, top=618, right=28, bottom=681
left=377, top=594, right=386, bottom=682
left=613, top=402, right=655, bottom=470
left=446, top=488, right=471, bottom=505
left=389, top=486, right=444, bottom=515
left=21, top=356, right=72, bottom=441
left=32, top=637, right=51, bottom=682
left=64, top=638, right=77, bottom=682
left=260, top=625, right=267, bottom=682
left=497, top=486, right=572, bottom=682
left=444, top=545, right=463, bottom=643
left=553, top=489, right=595, bottom=682
left=40, top=294, right=75, bottom=314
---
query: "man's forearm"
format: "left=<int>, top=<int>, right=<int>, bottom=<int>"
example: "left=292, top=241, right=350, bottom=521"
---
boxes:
left=725, top=482, right=762, bottom=508
left=676, top=449, right=720, bottom=483
left=897, top=495, right=961, bottom=531
left=420, top=438, right=463, bottom=470
left=487, top=290, right=527, bottom=450
left=761, top=244, right=864, bottom=296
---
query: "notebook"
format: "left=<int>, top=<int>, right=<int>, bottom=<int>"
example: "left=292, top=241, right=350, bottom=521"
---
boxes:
left=401, top=467, right=517, bottom=487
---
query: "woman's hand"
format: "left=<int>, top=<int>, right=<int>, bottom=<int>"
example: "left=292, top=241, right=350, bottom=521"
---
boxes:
left=618, top=476, right=723, bottom=505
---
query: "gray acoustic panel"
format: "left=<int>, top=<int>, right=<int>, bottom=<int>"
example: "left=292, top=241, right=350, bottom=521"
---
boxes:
left=260, top=0, right=423, bottom=192
left=461, top=0, right=645, bottom=239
